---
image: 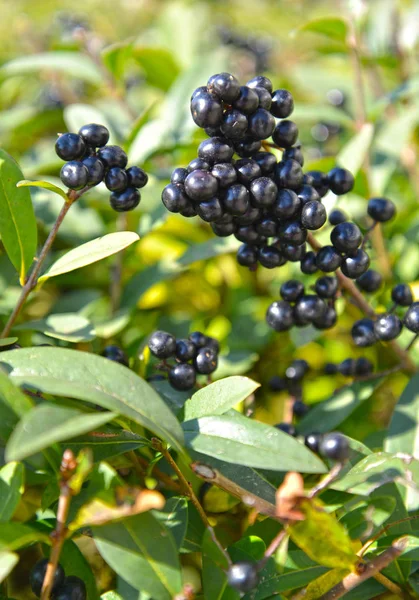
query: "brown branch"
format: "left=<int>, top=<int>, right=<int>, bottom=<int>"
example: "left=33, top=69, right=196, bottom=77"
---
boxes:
left=152, top=441, right=232, bottom=567
left=320, top=537, right=408, bottom=600
left=306, top=234, right=416, bottom=374
left=41, top=450, right=77, bottom=600
left=1, top=188, right=85, bottom=338
left=308, top=463, right=344, bottom=499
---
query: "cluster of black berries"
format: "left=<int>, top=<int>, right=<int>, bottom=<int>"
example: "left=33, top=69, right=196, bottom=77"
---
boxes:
left=352, top=284, right=419, bottom=347
left=162, top=72, right=361, bottom=273
left=55, top=123, right=148, bottom=211
left=269, top=359, right=310, bottom=418
left=30, top=559, right=86, bottom=600
left=148, top=330, right=220, bottom=391
left=324, top=357, right=374, bottom=377
left=266, top=276, right=339, bottom=333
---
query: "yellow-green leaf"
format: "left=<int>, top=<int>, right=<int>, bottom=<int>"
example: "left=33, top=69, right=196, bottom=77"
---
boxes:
left=302, top=568, right=349, bottom=600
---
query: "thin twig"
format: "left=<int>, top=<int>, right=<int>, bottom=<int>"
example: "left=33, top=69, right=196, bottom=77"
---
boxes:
left=319, top=537, right=408, bottom=600
left=307, top=233, right=416, bottom=374
left=1, top=188, right=85, bottom=338
left=373, top=572, right=405, bottom=597
left=152, top=440, right=232, bottom=566
left=308, top=463, right=344, bottom=499
left=258, top=529, right=287, bottom=569
left=41, top=450, right=77, bottom=600
left=359, top=514, right=419, bottom=558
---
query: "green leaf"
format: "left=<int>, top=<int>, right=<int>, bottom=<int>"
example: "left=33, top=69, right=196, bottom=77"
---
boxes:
left=6, top=403, right=116, bottom=462
left=336, top=123, right=374, bottom=176
left=183, top=376, right=260, bottom=421
left=0, top=149, right=37, bottom=283
left=0, top=462, right=24, bottom=521
left=102, top=41, right=133, bottom=81
left=94, top=512, right=182, bottom=600
left=385, top=373, right=419, bottom=458
left=61, top=539, right=99, bottom=600
left=2, top=347, right=184, bottom=453
left=17, top=179, right=68, bottom=200
left=376, top=535, right=419, bottom=560
left=15, top=313, right=96, bottom=342
left=154, top=497, right=188, bottom=550
left=298, top=381, right=380, bottom=435
left=0, top=522, right=49, bottom=550
left=133, top=47, right=180, bottom=91
left=66, top=427, right=148, bottom=463
left=1, top=52, right=102, bottom=84
left=39, top=232, right=139, bottom=282
left=64, top=104, right=117, bottom=145
left=0, top=338, right=18, bottom=348
left=375, top=105, right=419, bottom=158
left=302, top=568, right=349, bottom=600
left=0, top=550, right=18, bottom=583
left=0, top=368, right=33, bottom=443
left=183, top=413, right=326, bottom=473
left=297, top=17, right=348, bottom=43
left=288, top=499, right=358, bottom=570
left=332, top=452, right=419, bottom=503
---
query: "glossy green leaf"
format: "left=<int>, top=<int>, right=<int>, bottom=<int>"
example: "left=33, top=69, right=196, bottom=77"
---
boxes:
left=15, top=313, right=96, bottom=342
left=288, top=499, right=358, bottom=569
left=385, top=373, right=419, bottom=458
left=2, top=347, right=184, bottom=452
left=66, top=427, right=148, bottom=463
left=133, top=47, right=180, bottom=91
left=0, top=368, right=33, bottom=443
left=0, top=550, right=18, bottom=583
left=17, top=179, right=68, bottom=200
left=39, top=232, right=139, bottom=282
left=298, top=17, right=348, bottom=43
left=1, top=52, right=102, bottom=84
left=337, top=123, right=374, bottom=176
left=0, top=149, right=37, bottom=283
left=0, top=461, right=24, bottom=521
left=94, top=512, right=182, bottom=599
left=0, top=522, right=49, bottom=550
left=183, top=376, right=260, bottom=421
left=0, top=337, right=18, bottom=348
left=61, top=539, right=99, bottom=600
left=6, top=403, right=116, bottom=461
left=154, top=497, right=188, bottom=550
left=183, top=413, right=326, bottom=473
left=298, top=381, right=380, bottom=435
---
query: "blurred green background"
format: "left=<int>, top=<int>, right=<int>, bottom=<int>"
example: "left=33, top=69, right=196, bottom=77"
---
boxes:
left=1, top=0, right=419, bottom=444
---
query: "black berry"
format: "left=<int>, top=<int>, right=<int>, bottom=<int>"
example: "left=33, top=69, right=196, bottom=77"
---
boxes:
left=328, top=167, right=354, bottom=195
left=270, top=89, right=294, bottom=118
left=315, top=276, right=338, bottom=299
left=367, top=197, right=396, bottom=222
left=273, top=189, right=301, bottom=220
left=258, top=245, right=283, bottom=268
left=391, top=284, right=413, bottom=307
left=340, top=249, right=370, bottom=278
left=233, top=86, right=259, bottom=114
left=320, top=432, right=350, bottom=462
left=148, top=331, right=176, bottom=359
left=184, top=170, right=218, bottom=201
left=316, top=246, right=342, bottom=272
left=82, top=156, right=105, bottom=186
left=269, top=375, right=287, bottom=392
left=169, top=363, right=196, bottom=391
left=198, top=137, right=234, bottom=164
left=329, top=208, right=347, bottom=225
left=305, top=433, right=322, bottom=453
left=280, top=280, right=304, bottom=302
left=237, top=244, right=258, bottom=267
left=246, top=75, right=273, bottom=93
left=105, top=167, right=128, bottom=192
left=293, top=400, right=309, bottom=418
left=102, top=345, right=128, bottom=366
left=249, top=177, right=277, bottom=207
left=54, top=576, right=87, bottom=600
left=304, top=170, right=329, bottom=197
left=300, top=251, right=318, bottom=274
left=301, top=201, right=327, bottom=230
left=189, top=331, right=209, bottom=348
left=110, top=187, right=140, bottom=212
left=224, top=184, right=250, bottom=215
left=60, top=161, right=89, bottom=190
left=266, top=300, right=294, bottom=331
left=356, top=270, right=382, bottom=293
left=338, top=358, right=356, bottom=376
left=331, top=222, right=362, bottom=253
left=55, top=133, right=85, bottom=161
left=286, top=359, right=309, bottom=380
left=30, top=558, right=65, bottom=597
left=352, top=318, right=376, bottom=347
left=207, top=72, right=240, bottom=103
left=211, top=163, right=237, bottom=187
left=247, top=108, right=275, bottom=140
left=272, top=120, right=299, bottom=148
left=220, top=109, right=248, bottom=140
left=191, top=91, right=223, bottom=128
left=162, top=184, right=189, bottom=213
left=227, top=562, right=259, bottom=593
left=275, top=159, right=304, bottom=189
left=355, top=357, right=373, bottom=376
left=194, top=346, right=218, bottom=374
left=126, top=166, right=148, bottom=189
left=98, top=145, right=128, bottom=168
left=404, top=302, right=419, bottom=333
left=374, top=314, right=403, bottom=341
left=275, top=422, right=297, bottom=436
left=79, top=123, right=109, bottom=147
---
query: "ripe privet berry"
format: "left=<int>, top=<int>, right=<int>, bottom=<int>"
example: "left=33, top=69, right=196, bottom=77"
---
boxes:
left=110, top=187, right=140, bottom=212
left=340, top=249, right=370, bottom=279
left=220, top=109, right=248, bottom=140
left=237, top=244, right=258, bottom=267
left=30, top=558, right=65, bottom=597
left=211, top=163, right=237, bottom=187
left=253, top=86, right=272, bottom=109
left=102, top=345, right=128, bottom=366
left=315, top=276, right=338, bottom=299
left=273, top=189, right=300, bottom=220
left=169, top=363, right=196, bottom=391
left=257, top=218, right=277, bottom=237
left=275, top=422, right=297, bottom=436
left=171, top=168, right=188, bottom=185
left=126, top=166, right=148, bottom=189
left=367, top=197, right=396, bottom=222
left=198, top=136, right=234, bottom=164
left=247, top=108, right=275, bottom=140
left=301, top=201, right=327, bottom=230
left=327, top=167, right=354, bottom=195
left=227, top=561, right=259, bottom=593
left=294, top=295, right=326, bottom=324
left=250, top=177, right=277, bottom=207
left=252, top=151, right=277, bottom=175
left=275, top=159, right=304, bottom=189
left=297, top=184, right=320, bottom=205
left=300, top=251, right=318, bottom=274
left=293, top=400, right=309, bottom=418
left=195, top=346, right=218, bottom=374
left=305, top=170, right=329, bottom=197
left=105, top=167, right=128, bottom=192
left=283, top=145, right=304, bottom=166
left=161, top=184, right=189, bottom=213
left=82, top=156, right=105, bottom=186
left=234, top=137, right=261, bottom=157
left=305, top=432, right=322, bottom=453
left=338, top=358, right=356, bottom=376
left=278, top=220, right=307, bottom=245
left=269, top=375, right=287, bottom=392
left=356, top=269, right=383, bottom=293
left=329, top=208, right=347, bottom=225
left=191, top=90, right=223, bottom=128
left=78, top=123, right=109, bottom=147
left=316, top=246, right=342, bottom=272
left=55, top=133, right=86, bottom=161
left=313, top=306, right=337, bottom=330
left=246, top=75, right=273, bottom=93
left=189, top=331, right=208, bottom=348
left=282, top=242, right=306, bottom=262
left=184, top=170, right=218, bottom=201
left=54, top=576, right=87, bottom=600
left=331, top=222, right=362, bottom=253
left=233, top=86, right=259, bottom=114
left=392, top=284, right=413, bottom=307
left=224, top=184, right=250, bottom=215
left=266, top=300, right=294, bottom=331
left=352, top=318, right=376, bottom=347
left=258, top=246, right=283, bottom=268
left=286, top=359, right=309, bottom=380
left=236, top=158, right=262, bottom=184
left=280, top=280, right=304, bottom=302
left=404, top=303, right=419, bottom=333
left=270, top=89, right=294, bottom=118
left=320, top=432, right=350, bottom=462
left=197, top=198, right=224, bottom=222
left=97, top=145, right=128, bottom=169
left=175, top=339, right=197, bottom=362
left=374, top=314, right=403, bottom=341
left=148, top=331, right=176, bottom=359
left=188, top=158, right=210, bottom=172
left=207, top=72, right=240, bottom=103
left=355, top=357, right=373, bottom=376
left=60, top=161, right=89, bottom=190
left=272, top=120, right=299, bottom=148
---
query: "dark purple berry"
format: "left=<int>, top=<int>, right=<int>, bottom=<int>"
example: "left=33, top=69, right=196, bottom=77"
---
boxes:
left=316, top=246, right=342, bottom=272
left=194, top=346, right=218, bottom=374
left=329, top=208, right=347, bottom=225
left=272, top=188, right=301, bottom=219
left=404, top=303, right=419, bottom=333
left=175, top=339, right=197, bottom=362
left=320, top=432, right=349, bottom=461
left=169, top=363, right=196, bottom=391
left=184, top=170, right=218, bottom=201
left=275, top=159, right=304, bottom=189
left=280, top=280, right=304, bottom=302
left=224, top=184, right=250, bottom=215
left=374, top=314, right=403, bottom=341
left=266, top=300, right=294, bottom=331
left=110, top=187, right=140, bottom=212
left=301, top=201, right=327, bottom=230
left=102, top=345, right=128, bottom=366
left=198, top=137, right=234, bottom=164
left=356, top=270, right=382, bottom=293
left=391, top=284, right=413, bottom=307
left=55, top=133, right=86, bottom=160
left=300, top=251, right=318, bottom=274
left=207, top=72, right=240, bottom=103
left=211, top=163, right=237, bottom=188
left=191, top=91, right=223, bottom=128
left=233, top=86, right=259, bottom=114
left=105, top=167, right=128, bottom=192
left=275, top=422, right=297, bottom=436
left=30, top=559, right=65, bottom=597
left=258, top=246, right=283, bottom=268
left=367, top=197, right=396, bottom=222
left=340, top=249, right=370, bottom=278
left=227, top=561, right=259, bottom=593
left=305, top=433, right=322, bottom=453
left=162, top=184, right=189, bottom=213
left=97, top=145, right=128, bottom=168
left=246, top=76, right=273, bottom=93
left=237, top=244, right=259, bottom=267
left=60, top=161, right=89, bottom=190
left=305, top=170, right=329, bottom=197
left=252, top=151, right=277, bottom=175
left=270, top=89, right=294, bottom=118
left=82, top=156, right=105, bottom=186
left=315, top=276, right=338, bottom=299
left=272, top=120, right=299, bottom=148
left=79, top=123, right=109, bottom=147
left=352, top=318, right=376, bottom=347
left=328, top=167, right=354, bottom=195
left=331, top=222, right=362, bottom=253
left=249, top=177, right=277, bottom=207
left=247, top=108, right=275, bottom=140
left=220, top=109, right=248, bottom=140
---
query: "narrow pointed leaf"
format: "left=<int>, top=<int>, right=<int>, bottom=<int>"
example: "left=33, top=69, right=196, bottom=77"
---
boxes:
left=15, top=313, right=96, bottom=342
left=1, top=52, right=102, bottom=84
left=17, top=179, right=68, bottom=200
left=0, top=551, right=19, bottom=583
left=0, top=461, right=24, bottom=521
